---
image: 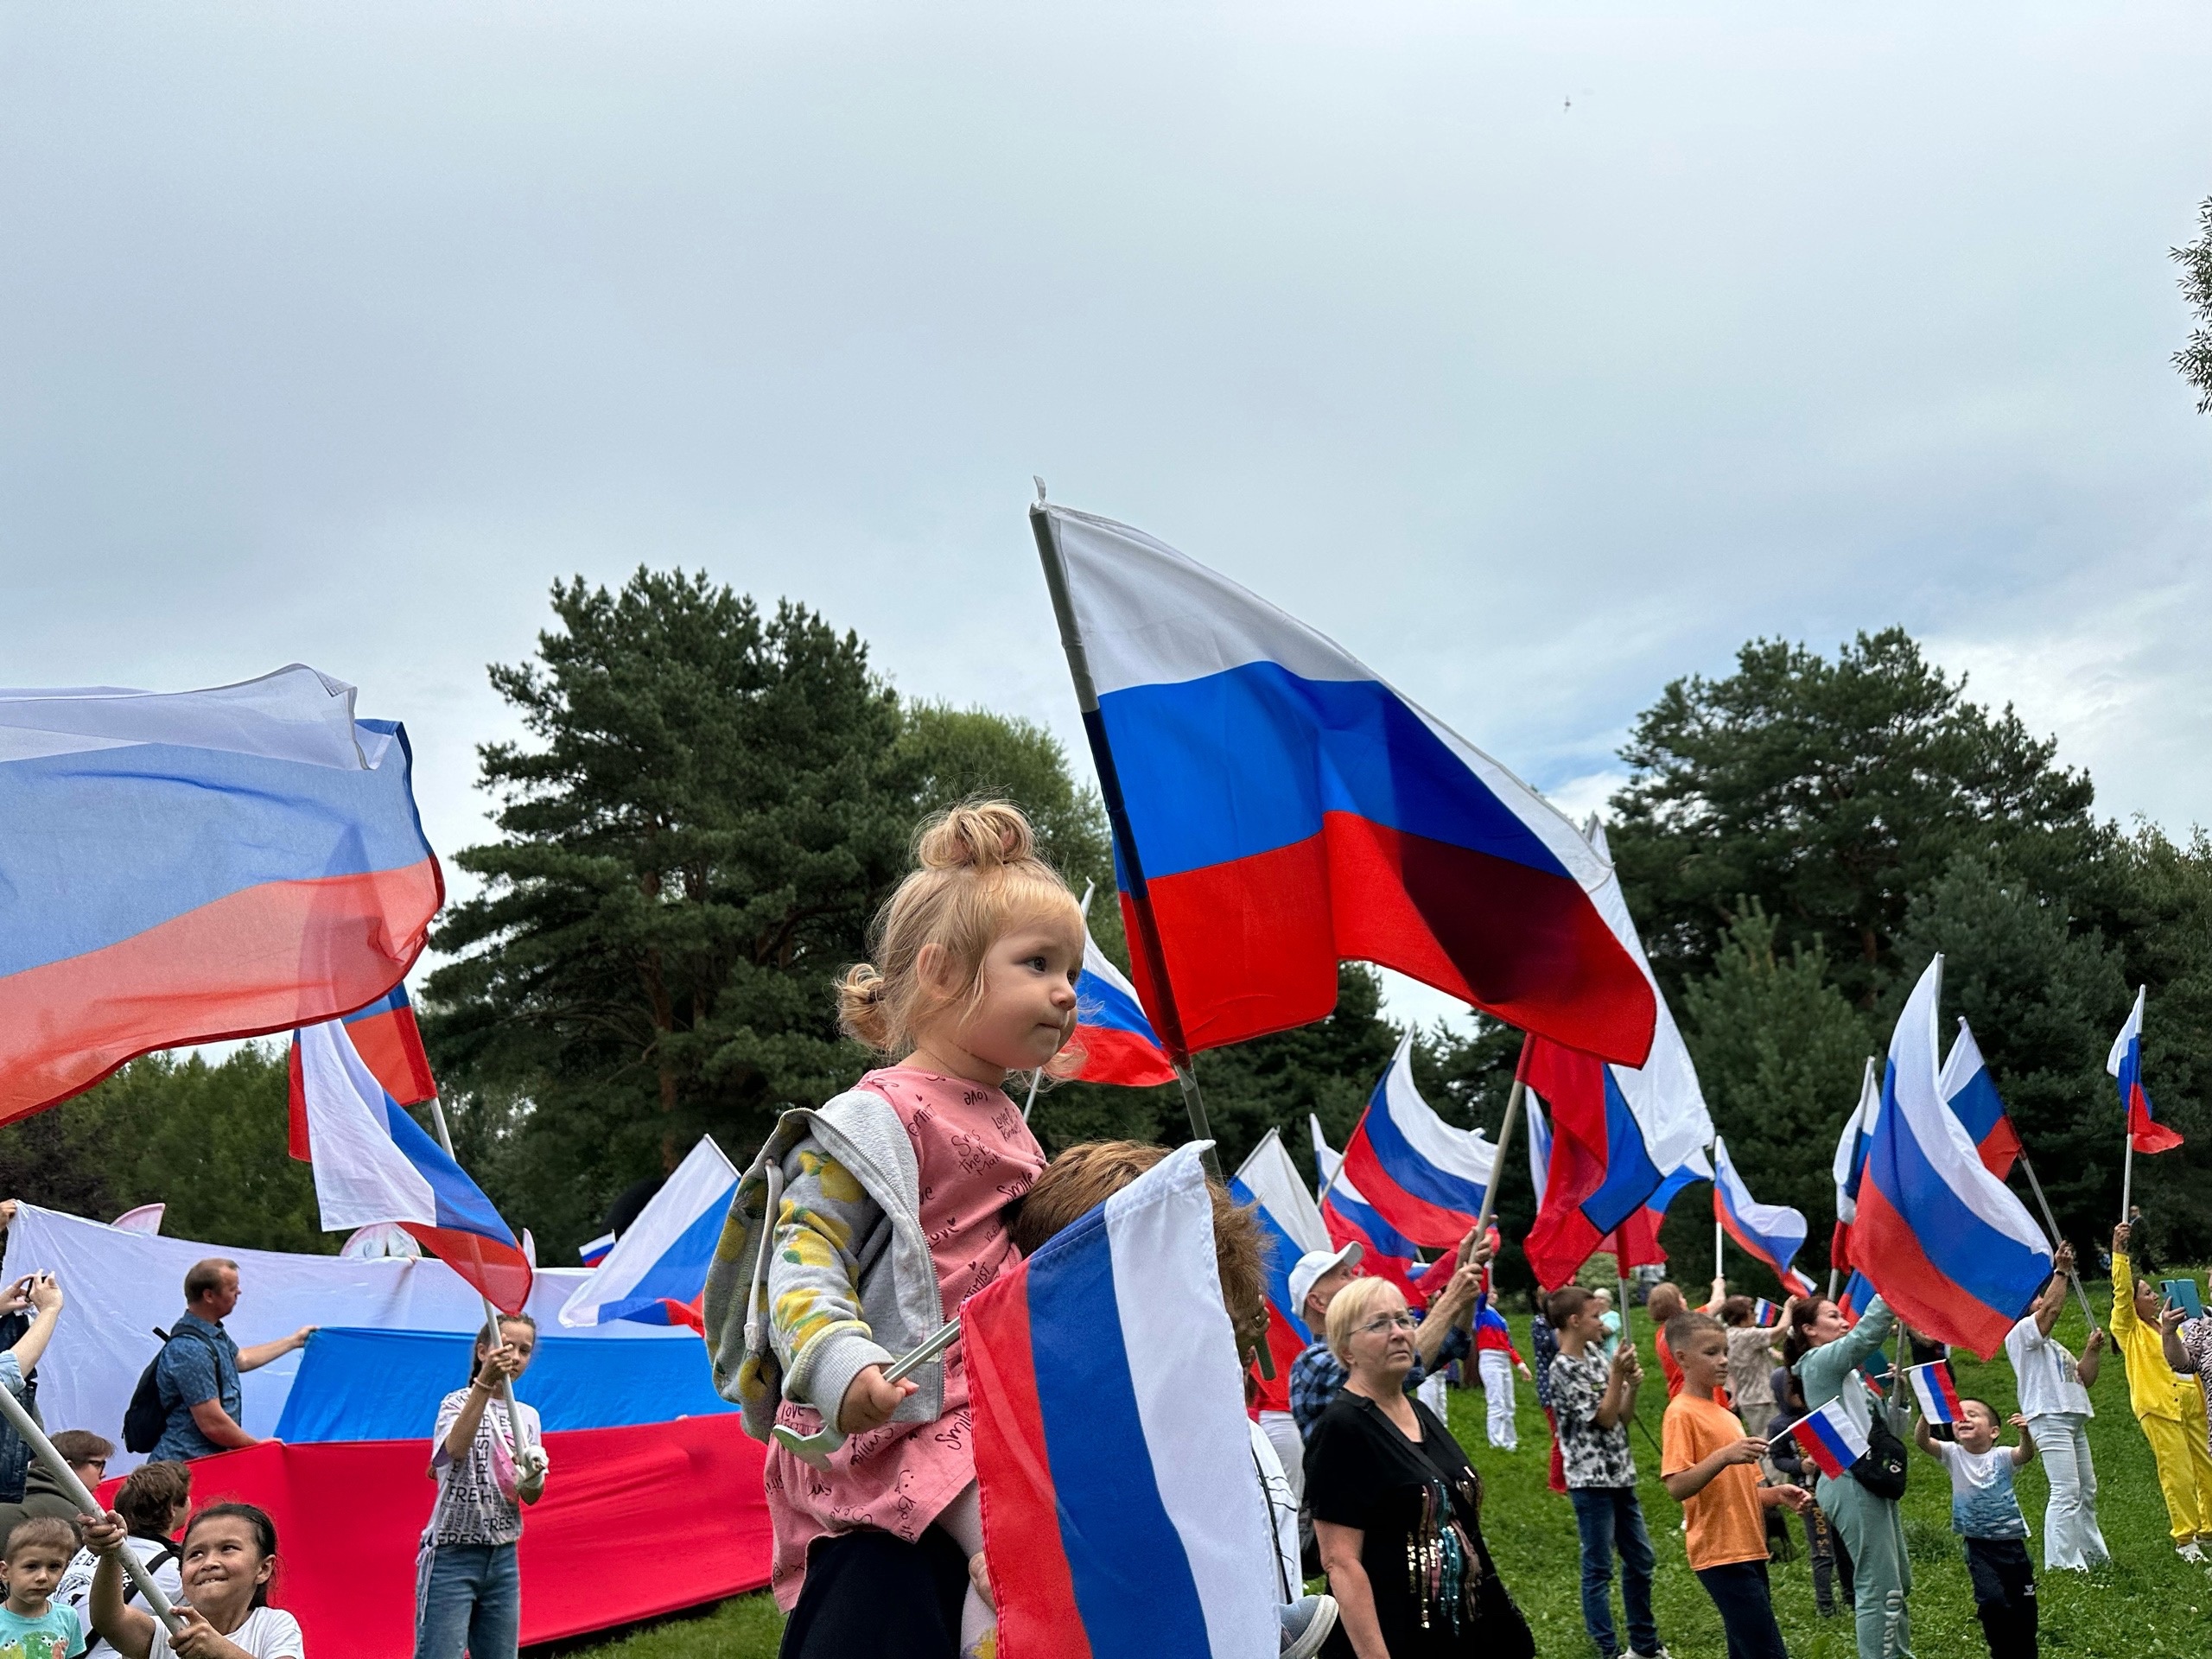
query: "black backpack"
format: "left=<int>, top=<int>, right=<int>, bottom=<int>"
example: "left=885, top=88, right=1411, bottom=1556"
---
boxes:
left=121, top=1326, right=219, bottom=1455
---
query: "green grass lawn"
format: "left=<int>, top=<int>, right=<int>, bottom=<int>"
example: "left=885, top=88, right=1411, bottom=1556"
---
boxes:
left=547, top=1284, right=2212, bottom=1659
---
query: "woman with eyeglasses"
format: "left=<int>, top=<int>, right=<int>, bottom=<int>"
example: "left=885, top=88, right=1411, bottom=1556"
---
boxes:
left=1303, top=1278, right=1534, bottom=1659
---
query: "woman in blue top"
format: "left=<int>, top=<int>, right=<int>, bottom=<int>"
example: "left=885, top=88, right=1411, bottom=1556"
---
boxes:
left=1787, top=1293, right=1910, bottom=1659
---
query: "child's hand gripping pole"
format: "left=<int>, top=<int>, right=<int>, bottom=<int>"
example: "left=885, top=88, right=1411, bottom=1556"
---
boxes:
left=772, top=1316, right=962, bottom=1470
left=0, top=1380, right=185, bottom=1632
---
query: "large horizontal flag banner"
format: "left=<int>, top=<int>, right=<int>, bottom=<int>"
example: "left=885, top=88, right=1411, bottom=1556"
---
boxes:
left=2109, top=987, right=2183, bottom=1154
left=287, top=983, right=438, bottom=1160
left=1032, top=504, right=1656, bottom=1065
left=1937, top=1020, right=2023, bottom=1179
left=1340, top=1033, right=1494, bottom=1249
left=0, top=666, right=442, bottom=1122
left=293, top=1016, right=533, bottom=1313
left=1230, top=1129, right=1333, bottom=1409
left=1784, top=1398, right=1871, bottom=1480
left=1856, top=957, right=2054, bottom=1357
left=1830, top=1059, right=1878, bottom=1271
left=1907, top=1360, right=1962, bottom=1427
left=560, top=1135, right=738, bottom=1332
left=1713, top=1136, right=1815, bottom=1296
left=967, top=1142, right=1276, bottom=1659
left=1523, top=821, right=1714, bottom=1291
left=1069, top=927, right=1178, bottom=1088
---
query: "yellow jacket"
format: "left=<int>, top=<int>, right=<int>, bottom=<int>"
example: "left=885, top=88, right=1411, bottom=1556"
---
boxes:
left=2113, top=1249, right=2197, bottom=1423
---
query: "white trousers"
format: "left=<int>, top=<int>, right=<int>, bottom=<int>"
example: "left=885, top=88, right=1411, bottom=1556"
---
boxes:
left=1416, top=1371, right=1450, bottom=1422
left=1478, top=1350, right=1518, bottom=1449
left=2028, top=1413, right=2110, bottom=1570
left=1258, top=1408, right=1306, bottom=1507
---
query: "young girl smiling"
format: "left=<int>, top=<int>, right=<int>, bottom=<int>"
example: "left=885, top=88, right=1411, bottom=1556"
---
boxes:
left=707, top=802, right=1079, bottom=1659
left=83, top=1503, right=302, bottom=1659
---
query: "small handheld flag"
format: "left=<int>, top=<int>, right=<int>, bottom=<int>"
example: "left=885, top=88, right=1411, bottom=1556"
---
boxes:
left=1069, top=927, right=1179, bottom=1089
left=1907, top=1360, right=1963, bottom=1427
left=1751, top=1297, right=1781, bottom=1327
left=2109, top=987, right=2183, bottom=1155
left=578, top=1232, right=615, bottom=1268
left=1784, top=1398, right=1871, bottom=1480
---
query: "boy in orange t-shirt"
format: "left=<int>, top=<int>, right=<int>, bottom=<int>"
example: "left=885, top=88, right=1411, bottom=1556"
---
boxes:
left=1660, top=1313, right=1812, bottom=1659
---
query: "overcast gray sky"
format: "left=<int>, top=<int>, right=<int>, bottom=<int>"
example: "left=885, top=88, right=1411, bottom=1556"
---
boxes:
left=4, top=3, right=2208, bottom=1028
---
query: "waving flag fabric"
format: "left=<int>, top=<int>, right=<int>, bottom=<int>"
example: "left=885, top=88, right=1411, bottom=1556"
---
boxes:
left=966, top=1142, right=1275, bottom=1659
left=1522, top=819, right=1713, bottom=1291
left=1309, top=1114, right=1342, bottom=1201
left=1937, top=1020, right=2023, bottom=1179
left=1319, top=1171, right=1426, bottom=1305
left=287, top=983, right=438, bottom=1160
left=1713, top=1137, right=1815, bottom=1296
left=1070, top=928, right=1179, bottom=1089
left=2109, top=988, right=2183, bottom=1154
left=0, top=667, right=442, bottom=1122
left=1784, top=1398, right=1871, bottom=1479
left=1830, top=1060, right=1878, bottom=1270
left=1836, top=1269, right=1874, bottom=1325
left=559, top=1136, right=738, bottom=1332
left=1230, top=1130, right=1333, bottom=1409
left=1751, top=1297, right=1781, bottom=1327
left=578, top=1233, right=615, bottom=1268
left=1854, top=957, right=2054, bottom=1357
left=1031, top=504, right=1656, bottom=1065
left=1340, top=1033, right=1494, bottom=1249
left=1907, top=1360, right=1963, bottom=1427
left=1525, top=1092, right=1552, bottom=1209
left=294, top=1016, right=533, bottom=1313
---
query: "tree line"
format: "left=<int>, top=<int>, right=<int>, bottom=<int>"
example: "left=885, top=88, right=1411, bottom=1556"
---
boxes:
left=9, top=573, right=2208, bottom=1294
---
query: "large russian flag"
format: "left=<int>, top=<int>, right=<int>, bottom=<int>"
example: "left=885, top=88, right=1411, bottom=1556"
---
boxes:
left=0, top=667, right=442, bottom=1122
left=1937, top=1020, right=2023, bottom=1179
left=559, top=1136, right=738, bottom=1333
left=1713, top=1136, right=1815, bottom=1296
left=1829, top=1060, right=1878, bottom=1271
left=1069, top=929, right=1178, bottom=1089
left=1854, top=957, right=2053, bottom=1357
left=1319, top=1172, right=1427, bottom=1306
left=966, top=1143, right=1276, bottom=1659
left=2109, top=988, right=2183, bottom=1154
left=1230, top=1129, right=1332, bottom=1410
left=287, top=983, right=438, bottom=1160
left=1030, top=505, right=1656, bottom=1065
left=1522, top=822, right=1713, bottom=1291
left=1339, top=1033, right=1494, bottom=1249
left=294, top=1015, right=534, bottom=1314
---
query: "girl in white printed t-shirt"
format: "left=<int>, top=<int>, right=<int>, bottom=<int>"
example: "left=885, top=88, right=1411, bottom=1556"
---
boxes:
left=83, top=1502, right=305, bottom=1659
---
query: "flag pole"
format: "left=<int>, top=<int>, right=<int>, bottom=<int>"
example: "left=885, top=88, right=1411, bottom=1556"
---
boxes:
left=0, top=1382, right=183, bottom=1630
left=2014, top=1145, right=2099, bottom=1335
left=424, top=1096, right=533, bottom=1464
left=2120, top=1137, right=2134, bottom=1230
left=1033, top=499, right=1219, bottom=1180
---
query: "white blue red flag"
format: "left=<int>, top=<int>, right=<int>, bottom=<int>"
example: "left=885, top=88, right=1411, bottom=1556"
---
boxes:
left=1068, top=927, right=1178, bottom=1088
left=1783, top=1397, right=1871, bottom=1480
left=1525, top=1091, right=1552, bottom=1208
left=1713, top=1136, right=1815, bottom=1296
left=1906, top=1359, right=1963, bottom=1427
left=2108, top=988, right=2183, bottom=1154
left=1836, top=1268, right=1874, bottom=1325
left=577, top=1232, right=615, bottom=1267
left=1230, top=1129, right=1333, bottom=1409
left=966, top=1142, right=1276, bottom=1659
left=293, top=1015, right=533, bottom=1313
left=0, top=667, right=442, bottom=1122
left=1340, top=1033, right=1495, bottom=1249
left=1938, top=1020, right=2023, bottom=1179
left=1320, top=1170, right=1427, bottom=1306
left=1032, top=505, right=1657, bottom=1065
left=287, top=982, right=439, bottom=1159
left=1522, top=819, right=1713, bottom=1290
left=1751, top=1297, right=1781, bottom=1327
left=1309, top=1113, right=1342, bottom=1201
left=1855, top=957, right=2054, bottom=1357
left=1830, top=1059, right=1878, bottom=1270
left=559, top=1135, right=738, bottom=1332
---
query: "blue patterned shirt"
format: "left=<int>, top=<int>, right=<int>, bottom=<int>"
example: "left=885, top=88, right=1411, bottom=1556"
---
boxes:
left=1288, top=1313, right=1471, bottom=1440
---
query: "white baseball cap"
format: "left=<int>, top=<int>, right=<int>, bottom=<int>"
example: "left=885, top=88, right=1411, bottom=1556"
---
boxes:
left=1287, top=1242, right=1363, bottom=1320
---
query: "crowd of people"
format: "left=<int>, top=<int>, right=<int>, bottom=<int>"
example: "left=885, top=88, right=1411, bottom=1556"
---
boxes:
left=4, top=797, right=2212, bottom=1659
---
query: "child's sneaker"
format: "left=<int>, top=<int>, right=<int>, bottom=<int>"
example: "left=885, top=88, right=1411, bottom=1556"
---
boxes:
left=2179, top=1539, right=2206, bottom=1564
left=1279, top=1594, right=1338, bottom=1659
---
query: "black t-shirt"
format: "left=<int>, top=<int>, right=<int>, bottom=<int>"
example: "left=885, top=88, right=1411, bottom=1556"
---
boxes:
left=1303, top=1392, right=1530, bottom=1659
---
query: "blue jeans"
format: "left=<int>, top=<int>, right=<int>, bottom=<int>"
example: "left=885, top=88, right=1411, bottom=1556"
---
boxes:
left=1568, top=1485, right=1659, bottom=1657
left=415, top=1542, right=520, bottom=1659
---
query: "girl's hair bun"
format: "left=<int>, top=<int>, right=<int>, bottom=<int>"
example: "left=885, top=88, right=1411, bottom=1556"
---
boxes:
left=915, top=802, right=1036, bottom=874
